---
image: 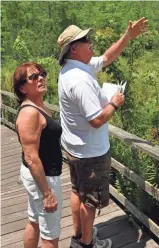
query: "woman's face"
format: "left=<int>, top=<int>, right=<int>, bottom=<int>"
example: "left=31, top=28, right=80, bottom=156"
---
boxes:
left=21, top=66, right=47, bottom=98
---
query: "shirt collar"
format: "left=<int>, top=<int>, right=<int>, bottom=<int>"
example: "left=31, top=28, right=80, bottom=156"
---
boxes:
left=65, top=59, right=92, bottom=74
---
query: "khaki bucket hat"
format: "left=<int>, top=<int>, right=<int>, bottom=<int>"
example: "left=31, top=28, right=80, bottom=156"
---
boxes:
left=57, top=25, right=94, bottom=66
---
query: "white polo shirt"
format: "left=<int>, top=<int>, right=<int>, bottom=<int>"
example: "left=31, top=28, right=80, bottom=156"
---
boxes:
left=58, top=56, right=110, bottom=158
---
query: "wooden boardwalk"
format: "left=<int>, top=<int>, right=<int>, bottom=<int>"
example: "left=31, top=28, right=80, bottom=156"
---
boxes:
left=1, top=125, right=159, bottom=248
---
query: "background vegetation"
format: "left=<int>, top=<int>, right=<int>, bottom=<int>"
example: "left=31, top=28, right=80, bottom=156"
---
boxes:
left=1, top=1, right=159, bottom=226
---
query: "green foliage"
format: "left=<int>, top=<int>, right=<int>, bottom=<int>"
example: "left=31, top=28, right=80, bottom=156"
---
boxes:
left=1, top=59, right=19, bottom=92
left=94, top=28, right=118, bottom=55
left=36, top=57, right=60, bottom=105
left=13, top=35, right=33, bottom=62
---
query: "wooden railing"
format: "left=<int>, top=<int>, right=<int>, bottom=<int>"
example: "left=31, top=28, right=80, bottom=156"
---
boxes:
left=1, top=90, right=159, bottom=239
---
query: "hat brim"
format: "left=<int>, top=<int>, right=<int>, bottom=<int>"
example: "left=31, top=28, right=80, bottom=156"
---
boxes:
left=58, top=28, right=94, bottom=66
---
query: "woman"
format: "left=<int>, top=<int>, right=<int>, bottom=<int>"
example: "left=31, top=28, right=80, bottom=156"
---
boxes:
left=14, top=62, right=62, bottom=248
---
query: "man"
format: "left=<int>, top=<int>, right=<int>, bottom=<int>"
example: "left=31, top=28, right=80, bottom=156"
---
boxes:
left=57, top=18, right=148, bottom=248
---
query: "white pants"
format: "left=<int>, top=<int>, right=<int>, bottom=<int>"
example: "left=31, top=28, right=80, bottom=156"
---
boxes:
left=20, top=164, right=62, bottom=240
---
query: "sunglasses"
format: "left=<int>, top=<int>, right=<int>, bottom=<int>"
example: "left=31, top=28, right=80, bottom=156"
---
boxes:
left=72, top=36, right=91, bottom=44
left=28, top=71, right=47, bottom=81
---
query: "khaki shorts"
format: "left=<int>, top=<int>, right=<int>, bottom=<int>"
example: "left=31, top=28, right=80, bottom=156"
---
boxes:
left=66, top=150, right=111, bottom=209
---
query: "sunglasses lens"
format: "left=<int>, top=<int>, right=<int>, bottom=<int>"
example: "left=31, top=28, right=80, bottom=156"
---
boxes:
left=85, top=36, right=89, bottom=41
left=28, top=73, right=39, bottom=80
left=28, top=71, right=47, bottom=80
left=40, top=72, right=47, bottom=78
left=79, top=36, right=91, bottom=43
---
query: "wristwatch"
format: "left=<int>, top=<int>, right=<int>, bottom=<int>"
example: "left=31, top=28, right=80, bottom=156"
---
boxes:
left=109, top=102, right=118, bottom=111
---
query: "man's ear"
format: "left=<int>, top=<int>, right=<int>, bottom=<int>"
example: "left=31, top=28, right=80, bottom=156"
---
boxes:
left=70, top=44, right=77, bottom=53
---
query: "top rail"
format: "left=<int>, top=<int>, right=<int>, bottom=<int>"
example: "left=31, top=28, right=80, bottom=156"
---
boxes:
left=109, top=125, right=159, bottom=161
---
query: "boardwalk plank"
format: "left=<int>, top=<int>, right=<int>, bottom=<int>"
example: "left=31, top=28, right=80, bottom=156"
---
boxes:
left=1, top=142, right=21, bottom=150
left=122, top=237, right=159, bottom=248
left=1, top=137, right=19, bottom=145
left=2, top=230, right=24, bottom=247
left=1, top=158, right=21, bottom=168
left=1, top=165, right=20, bottom=175
left=1, top=183, right=24, bottom=193
left=2, top=194, right=27, bottom=208
left=1, top=152, right=21, bottom=160
left=59, top=238, right=71, bottom=248
left=1, top=147, right=22, bottom=158
left=97, top=218, right=133, bottom=237
left=1, top=174, right=22, bottom=185
left=5, top=241, right=24, bottom=248
left=1, top=153, right=21, bottom=163
left=110, top=228, right=148, bottom=247
left=1, top=169, right=20, bottom=180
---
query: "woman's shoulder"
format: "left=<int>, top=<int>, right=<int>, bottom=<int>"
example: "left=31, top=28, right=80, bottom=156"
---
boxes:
left=17, top=105, right=41, bottom=125
left=16, top=106, right=41, bottom=133
left=19, top=104, right=41, bottom=115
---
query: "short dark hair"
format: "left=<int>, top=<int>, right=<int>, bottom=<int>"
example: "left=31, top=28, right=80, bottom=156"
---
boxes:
left=13, top=62, right=46, bottom=105
left=60, top=49, right=71, bottom=66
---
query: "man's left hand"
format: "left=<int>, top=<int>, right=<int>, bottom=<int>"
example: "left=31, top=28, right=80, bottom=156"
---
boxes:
left=126, top=17, right=149, bottom=40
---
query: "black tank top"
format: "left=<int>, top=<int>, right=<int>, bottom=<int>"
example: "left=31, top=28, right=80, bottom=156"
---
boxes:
left=17, top=104, right=62, bottom=176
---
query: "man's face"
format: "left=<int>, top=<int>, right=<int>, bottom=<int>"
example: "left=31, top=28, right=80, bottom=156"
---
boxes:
left=71, top=36, right=94, bottom=64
